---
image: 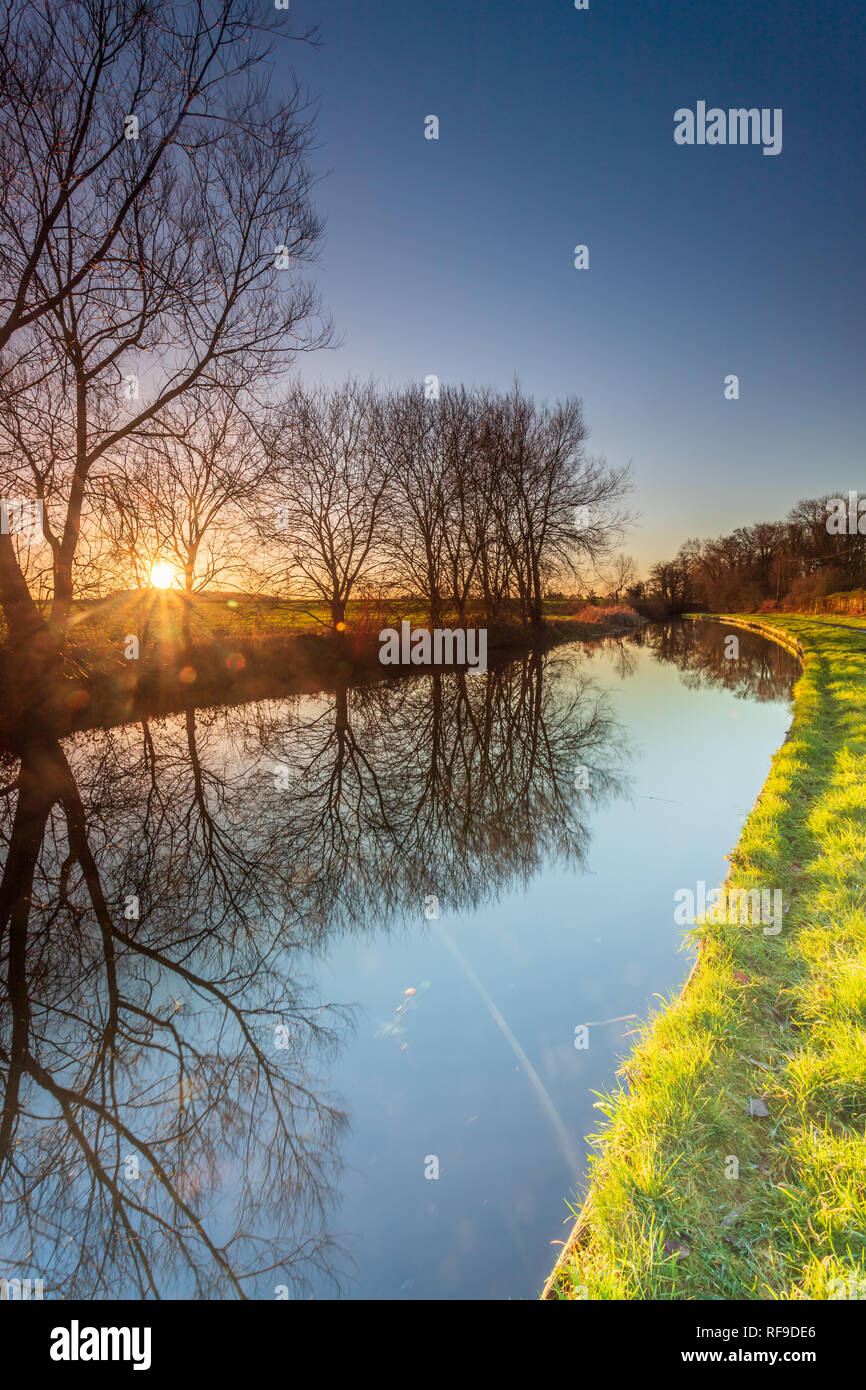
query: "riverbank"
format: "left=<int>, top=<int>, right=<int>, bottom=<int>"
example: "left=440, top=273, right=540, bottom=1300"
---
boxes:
left=543, top=614, right=866, bottom=1301
left=0, top=591, right=644, bottom=740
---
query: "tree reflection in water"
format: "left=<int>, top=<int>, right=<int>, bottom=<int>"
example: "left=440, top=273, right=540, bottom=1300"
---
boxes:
left=0, top=647, right=625, bottom=1298
left=0, top=624, right=796, bottom=1298
left=636, top=620, right=800, bottom=701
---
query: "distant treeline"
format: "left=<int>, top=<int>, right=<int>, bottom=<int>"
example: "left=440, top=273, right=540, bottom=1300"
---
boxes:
left=634, top=494, right=866, bottom=615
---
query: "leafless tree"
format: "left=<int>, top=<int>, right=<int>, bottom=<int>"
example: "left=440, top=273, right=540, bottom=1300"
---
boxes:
left=607, top=553, right=637, bottom=602
left=100, top=391, right=270, bottom=595
left=376, top=384, right=451, bottom=625
left=359, top=380, right=632, bottom=628
left=260, top=379, right=389, bottom=631
left=0, top=0, right=329, bottom=686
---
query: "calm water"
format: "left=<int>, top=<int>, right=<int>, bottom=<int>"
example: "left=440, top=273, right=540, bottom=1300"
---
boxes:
left=0, top=621, right=798, bottom=1300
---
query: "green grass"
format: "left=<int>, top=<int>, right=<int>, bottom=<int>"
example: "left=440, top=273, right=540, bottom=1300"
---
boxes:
left=545, top=615, right=866, bottom=1301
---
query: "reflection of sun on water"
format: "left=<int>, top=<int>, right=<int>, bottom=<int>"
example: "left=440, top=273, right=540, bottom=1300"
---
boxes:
left=149, top=562, right=176, bottom=589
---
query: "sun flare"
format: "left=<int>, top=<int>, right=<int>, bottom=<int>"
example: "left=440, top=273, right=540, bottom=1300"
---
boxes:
left=149, top=562, right=176, bottom=590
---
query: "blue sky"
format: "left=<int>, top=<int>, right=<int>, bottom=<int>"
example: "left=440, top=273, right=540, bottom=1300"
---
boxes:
left=283, top=0, right=865, bottom=570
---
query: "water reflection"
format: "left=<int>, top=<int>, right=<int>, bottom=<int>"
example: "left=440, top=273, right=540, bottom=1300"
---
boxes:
left=0, top=623, right=798, bottom=1298
left=0, top=644, right=637, bottom=1299
left=636, top=619, right=800, bottom=700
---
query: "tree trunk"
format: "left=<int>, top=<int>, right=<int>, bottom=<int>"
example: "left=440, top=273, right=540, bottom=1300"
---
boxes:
left=0, top=532, right=47, bottom=654
left=0, top=533, right=62, bottom=718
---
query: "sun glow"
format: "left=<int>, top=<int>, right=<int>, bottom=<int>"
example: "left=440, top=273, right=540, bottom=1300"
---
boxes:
left=149, top=561, right=176, bottom=589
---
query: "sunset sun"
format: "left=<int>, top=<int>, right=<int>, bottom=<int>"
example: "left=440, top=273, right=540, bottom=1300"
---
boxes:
left=149, top=562, right=176, bottom=590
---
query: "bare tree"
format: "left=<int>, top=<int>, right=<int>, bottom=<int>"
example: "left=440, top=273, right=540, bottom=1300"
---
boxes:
left=101, top=392, right=270, bottom=595
left=0, top=0, right=329, bottom=686
left=355, top=380, right=633, bottom=629
left=376, top=384, right=451, bottom=625
left=608, top=553, right=637, bottom=602
left=489, top=384, right=632, bottom=625
left=261, top=380, right=388, bottom=631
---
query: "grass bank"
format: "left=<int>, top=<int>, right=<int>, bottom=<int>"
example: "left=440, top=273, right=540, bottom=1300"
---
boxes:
left=544, top=614, right=866, bottom=1301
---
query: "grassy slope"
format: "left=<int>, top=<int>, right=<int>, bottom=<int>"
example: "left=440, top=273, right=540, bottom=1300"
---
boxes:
left=546, top=615, right=866, bottom=1301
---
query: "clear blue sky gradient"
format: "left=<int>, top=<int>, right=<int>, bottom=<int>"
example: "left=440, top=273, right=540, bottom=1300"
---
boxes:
left=283, top=0, right=865, bottom=571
